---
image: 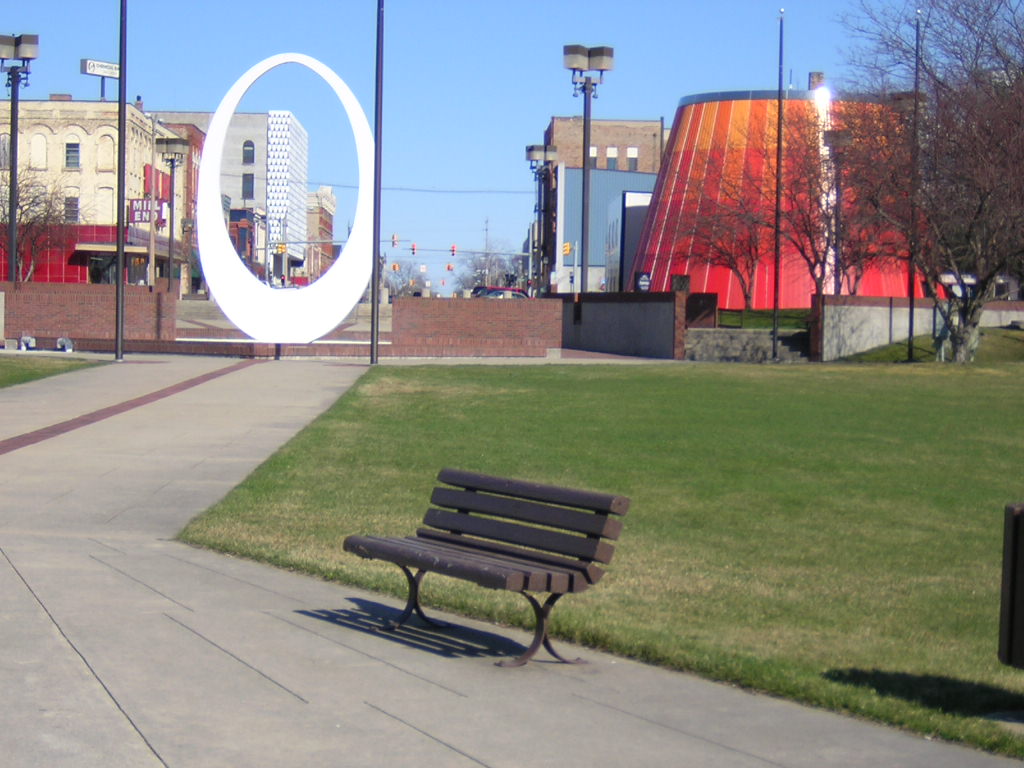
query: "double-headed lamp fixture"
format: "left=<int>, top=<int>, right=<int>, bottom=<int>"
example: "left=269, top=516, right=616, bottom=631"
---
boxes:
left=562, top=44, right=614, bottom=93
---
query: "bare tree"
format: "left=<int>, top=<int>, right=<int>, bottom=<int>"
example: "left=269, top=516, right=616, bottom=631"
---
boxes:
left=688, top=150, right=773, bottom=310
left=845, top=0, right=1024, bottom=361
left=453, top=246, right=522, bottom=294
left=0, top=168, right=74, bottom=281
left=384, top=260, right=428, bottom=298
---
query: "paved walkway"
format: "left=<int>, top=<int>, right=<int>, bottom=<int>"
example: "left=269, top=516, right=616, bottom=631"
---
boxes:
left=0, top=353, right=1017, bottom=767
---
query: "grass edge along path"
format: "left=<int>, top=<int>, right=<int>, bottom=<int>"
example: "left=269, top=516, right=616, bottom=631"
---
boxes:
left=179, top=362, right=1024, bottom=758
left=0, top=353, right=101, bottom=389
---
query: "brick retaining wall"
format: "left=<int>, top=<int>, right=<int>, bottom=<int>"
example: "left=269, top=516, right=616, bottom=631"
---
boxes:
left=390, top=297, right=562, bottom=356
left=1, top=282, right=177, bottom=345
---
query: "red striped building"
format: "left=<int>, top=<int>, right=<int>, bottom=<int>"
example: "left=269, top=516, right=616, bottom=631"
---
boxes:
left=632, top=89, right=919, bottom=309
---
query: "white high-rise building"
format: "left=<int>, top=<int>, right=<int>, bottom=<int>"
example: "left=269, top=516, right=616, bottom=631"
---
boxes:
left=267, top=110, right=309, bottom=280
left=155, top=109, right=309, bottom=283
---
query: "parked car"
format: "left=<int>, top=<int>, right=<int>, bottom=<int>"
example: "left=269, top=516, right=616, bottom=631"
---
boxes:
left=472, top=285, right=528, bottom=298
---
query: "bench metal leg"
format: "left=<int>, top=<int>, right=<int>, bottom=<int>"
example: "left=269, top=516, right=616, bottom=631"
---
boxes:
left=385, top=565, right=448, bottom=631
left=498, top=592, right=586, bottom=668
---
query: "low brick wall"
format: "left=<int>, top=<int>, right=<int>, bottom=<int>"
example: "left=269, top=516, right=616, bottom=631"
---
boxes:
left=390, top=296, right=563, bottom=357
left=1, top=281, right=177, bottom=346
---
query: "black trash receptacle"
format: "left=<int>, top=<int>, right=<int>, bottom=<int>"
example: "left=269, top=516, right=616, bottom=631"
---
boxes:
left=999, top=503, right=1024, bottom=668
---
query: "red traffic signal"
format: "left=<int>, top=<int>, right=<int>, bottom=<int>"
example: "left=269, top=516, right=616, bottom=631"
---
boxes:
left=450, top=244, right=457, bottom=257
left=411, top=243, right=417, bottom=256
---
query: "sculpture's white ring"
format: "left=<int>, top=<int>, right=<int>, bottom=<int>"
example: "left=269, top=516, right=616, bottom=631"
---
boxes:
left=196, top=53, right=373, bottom=343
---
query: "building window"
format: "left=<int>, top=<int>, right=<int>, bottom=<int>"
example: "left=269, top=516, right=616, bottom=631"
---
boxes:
left=606, top=147, right=618, bottom=171
left=64, top=196, right=80, bottom=223
left=241, top=173, right=254, bottom=200
left=588, top=146, right=598, bottom=169
left=242, top=140, right=255, bottom=165
left=627, top=146, right=639, bottom=171
left=65, top=142, right=81, bottom=169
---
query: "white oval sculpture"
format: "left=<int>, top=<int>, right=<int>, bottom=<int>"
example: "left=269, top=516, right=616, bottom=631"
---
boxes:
left=196, top=53, right=374, bottom=343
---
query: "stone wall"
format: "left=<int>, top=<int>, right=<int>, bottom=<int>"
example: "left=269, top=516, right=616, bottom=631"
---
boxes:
left=560, top=291, right=685, bottom=359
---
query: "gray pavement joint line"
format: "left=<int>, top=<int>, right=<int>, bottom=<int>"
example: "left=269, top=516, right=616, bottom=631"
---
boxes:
left=163, top=613, right=310, bottom=704
left=89, top=537, right=128, bottom=554
left=364, top=701, right=494, bottom=768
left=573, top=692, right=792, bottom=768
left=269, top=611, right=469, bottom=698
left=160, top=550, right=318, bottom=607
left=0, top=359, right=263, bottom=456
left=0, top=544, right=170, bottom=767
left=89, top=554, right=195, bottom=613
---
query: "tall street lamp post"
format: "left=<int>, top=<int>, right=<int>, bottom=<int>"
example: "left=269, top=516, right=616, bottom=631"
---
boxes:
left=526, top=144, right=557, bottom=296
left=772, top=10, right=784, bottom=361
left=908, top=8, right=922, bottom=362
left=824, top=129, right=851, bottom=296
left=1, top=34, right=39, bottom=283
left=563, top=44, right=612, bottom=294
left=370, top=0, right=384, bottom=365
left=156, top=137, right=188, bottom=296
left=115, top=0, right=127, bottom=360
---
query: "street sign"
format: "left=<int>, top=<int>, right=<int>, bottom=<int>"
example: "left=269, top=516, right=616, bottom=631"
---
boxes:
left=128, top=198, right=158, bottom=223
left=80, top=59, right=120, bottom=79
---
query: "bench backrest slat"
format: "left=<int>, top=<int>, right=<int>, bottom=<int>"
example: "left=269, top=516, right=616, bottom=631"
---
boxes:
left=422, top=508, right=617, bottom=564
left=438, top=468, right=629, bottom=516
left=430, top=487, right=623, bottom=539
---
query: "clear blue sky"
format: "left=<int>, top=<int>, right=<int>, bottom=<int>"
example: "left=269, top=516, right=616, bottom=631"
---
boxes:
left=8, top=0, right=856, bottom=286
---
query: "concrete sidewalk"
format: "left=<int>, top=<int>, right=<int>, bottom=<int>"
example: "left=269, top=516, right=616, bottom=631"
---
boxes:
left=0, top=353, right=1016, bottom=767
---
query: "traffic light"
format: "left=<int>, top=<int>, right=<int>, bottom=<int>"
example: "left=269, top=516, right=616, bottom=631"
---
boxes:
left=446, top=263, right=454, bottom=272
left=562, top=242, right=571, bottom=256
left=391, top=233, right=398, bottom=248
left=275, top=243, right=286, bottom=255
left=450, top=244, right=457, bottom=257
left=391, top=262, right=399, bottom=272
left=411, top=243, right=417, bottom=256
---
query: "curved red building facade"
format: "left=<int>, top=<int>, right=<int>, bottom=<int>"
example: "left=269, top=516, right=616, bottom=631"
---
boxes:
left=632, top=90, right=916, bottom=309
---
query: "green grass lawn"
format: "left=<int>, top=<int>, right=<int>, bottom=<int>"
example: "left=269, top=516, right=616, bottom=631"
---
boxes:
left=0, top=353, right=100, bottom=388
left=180, top=361, right=1024, bottom=756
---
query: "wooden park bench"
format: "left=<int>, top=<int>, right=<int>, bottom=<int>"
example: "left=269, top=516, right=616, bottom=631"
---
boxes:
left=343, top=468, right=630, bottom=667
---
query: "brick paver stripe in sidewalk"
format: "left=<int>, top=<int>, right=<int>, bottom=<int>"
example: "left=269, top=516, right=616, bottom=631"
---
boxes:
left=0, top=359, right=262, bottom=457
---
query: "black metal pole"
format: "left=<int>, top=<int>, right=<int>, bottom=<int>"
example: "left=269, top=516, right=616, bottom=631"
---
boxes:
left=533, top=166, right=543, bottom=294
left=114, top=0, right=127, bottom=360
left=772, top=10, right=784, bottom=361
left=370, top=0, right=384, bottom=364
left=833, top=152, right=843, bottom=296
left=6, top=65, right=21, bottom=283
left=580, top=75, right=592, bottom=294
left=907, top=11, right=921, bottom=362
left=167, top=159, right=177, bottom=296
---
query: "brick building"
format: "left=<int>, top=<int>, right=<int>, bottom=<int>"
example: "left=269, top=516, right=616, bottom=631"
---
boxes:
left=0, top=95, right=196, bottom=290
left=533, top=118, right=666, bottom=293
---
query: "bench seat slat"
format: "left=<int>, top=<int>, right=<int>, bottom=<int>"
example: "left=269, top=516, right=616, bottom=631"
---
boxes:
left=403, top=536, right=584, bottom=592
left=430, top=487, right=623, bottom=539
left=347, top=536, right=555, bottom=591
left=438, top=468, right=630, bottom=516
left=422, top=508, right=616, bottom=564
left=344, top=535, right=527, bottom=591
left=344, top=535, right=588, bottom=592
left=415, top=529, right=604, bottom=589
